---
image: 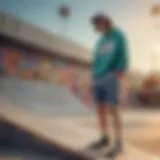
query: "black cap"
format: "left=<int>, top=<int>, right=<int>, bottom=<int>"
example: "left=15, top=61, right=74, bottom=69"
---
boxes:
left=91, top=13, right=111, bottom=25
left=91, top=13, right=112, bottom=25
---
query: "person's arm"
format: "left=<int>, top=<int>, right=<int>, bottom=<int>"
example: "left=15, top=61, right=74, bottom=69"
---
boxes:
left=116, top=32, right=129, bottom=78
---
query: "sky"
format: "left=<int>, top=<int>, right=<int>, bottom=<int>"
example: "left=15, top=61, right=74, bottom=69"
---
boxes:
left=0, top=0, right=159, bottom=72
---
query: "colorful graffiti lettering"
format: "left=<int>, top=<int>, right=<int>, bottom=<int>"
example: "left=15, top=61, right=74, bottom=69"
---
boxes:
left=0, top=44, right=92, bottom=106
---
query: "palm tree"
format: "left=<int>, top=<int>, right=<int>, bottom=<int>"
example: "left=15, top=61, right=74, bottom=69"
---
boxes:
left=151, top=4, right=160, bottom=29
left=151, top=4, right=160, bottom=16
left=150, top=3, right=160, bottom=71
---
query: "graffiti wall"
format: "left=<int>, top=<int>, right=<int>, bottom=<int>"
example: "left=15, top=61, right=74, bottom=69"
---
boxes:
left=0, top=44, right=92, bottom=106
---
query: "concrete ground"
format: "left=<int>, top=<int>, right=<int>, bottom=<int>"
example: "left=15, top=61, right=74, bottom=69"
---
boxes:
left=123, top=111, right=160, bottom=157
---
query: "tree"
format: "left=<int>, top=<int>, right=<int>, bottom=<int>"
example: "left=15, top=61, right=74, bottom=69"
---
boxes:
left=151, top=4, right=160, bottom=16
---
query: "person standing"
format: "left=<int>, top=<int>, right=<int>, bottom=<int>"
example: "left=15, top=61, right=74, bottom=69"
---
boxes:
left=90, top=13, right=129, bottom=158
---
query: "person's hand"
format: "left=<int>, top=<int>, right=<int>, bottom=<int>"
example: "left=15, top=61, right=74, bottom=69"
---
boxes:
left=89, top=79, right=94, bottom=93
left=116, top=71, right=123, bottom=79
left=86, top=84, right=94, bottom=106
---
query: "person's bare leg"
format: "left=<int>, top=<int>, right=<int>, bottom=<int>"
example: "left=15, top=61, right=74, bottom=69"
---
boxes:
left=105, top=107, right=123, bottom=157
left=110, top=107, right=122, bottom=142
left=89, top=104, right=109, bottom=149
left=96, top=104, right=108, bottom=136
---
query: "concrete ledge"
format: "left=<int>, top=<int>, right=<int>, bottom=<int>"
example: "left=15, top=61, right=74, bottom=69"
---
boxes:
left=0, top=157, right=22, bottom=160
left=0, top=121, right=90, bottom=160
left=0, top=12, right=92, bottom=63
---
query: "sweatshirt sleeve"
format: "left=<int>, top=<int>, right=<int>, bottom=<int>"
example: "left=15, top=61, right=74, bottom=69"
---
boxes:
left=117, top=32, right=129, bottom=72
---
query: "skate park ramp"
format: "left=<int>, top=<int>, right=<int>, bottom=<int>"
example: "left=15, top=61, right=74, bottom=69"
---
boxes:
left=1, top=103, right=159, bottom=160
left=0, top=77, right=160, bottom=160
left=0, top=77, right=91, bottom=116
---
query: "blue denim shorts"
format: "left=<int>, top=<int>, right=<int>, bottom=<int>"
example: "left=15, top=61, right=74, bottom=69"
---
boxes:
left=93, top=74, right=119, bottom=105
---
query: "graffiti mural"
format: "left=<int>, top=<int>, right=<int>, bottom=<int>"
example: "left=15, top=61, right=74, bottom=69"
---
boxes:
left=0, top=44, right=93, bottom=106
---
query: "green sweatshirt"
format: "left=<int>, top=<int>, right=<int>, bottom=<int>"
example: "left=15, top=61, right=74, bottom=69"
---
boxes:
left=93, top=28, right=129, bottom=79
